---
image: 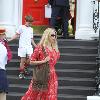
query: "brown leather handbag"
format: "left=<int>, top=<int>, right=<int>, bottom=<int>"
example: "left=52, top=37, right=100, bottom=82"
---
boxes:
left=32, top=47, right=50, bottom=91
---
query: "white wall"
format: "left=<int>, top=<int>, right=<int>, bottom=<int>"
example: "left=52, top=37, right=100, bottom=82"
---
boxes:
left=0, top=0, right=23, bottom=38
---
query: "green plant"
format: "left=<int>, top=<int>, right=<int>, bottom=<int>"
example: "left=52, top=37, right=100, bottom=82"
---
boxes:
left=32, top=25, right=48, bottom=34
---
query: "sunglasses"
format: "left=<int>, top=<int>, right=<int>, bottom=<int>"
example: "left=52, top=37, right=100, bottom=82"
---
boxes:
left=51, top=34, right=56, bottom=37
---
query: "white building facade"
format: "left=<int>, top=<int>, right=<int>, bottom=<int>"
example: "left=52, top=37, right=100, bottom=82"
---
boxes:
left=0, top=0, right=100, bottom=99
left=75, top=0, right=99, bottom=40
left=0, top=0, right=23, bottom=37
left=0, top=0, right=99, bottom=39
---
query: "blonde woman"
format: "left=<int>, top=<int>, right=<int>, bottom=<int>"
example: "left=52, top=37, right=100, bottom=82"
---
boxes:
left=21, top=27, right=60, bottom=100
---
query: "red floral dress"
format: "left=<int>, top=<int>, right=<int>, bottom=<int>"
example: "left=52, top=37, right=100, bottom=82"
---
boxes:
left=21, top=46, right=60, bottom=100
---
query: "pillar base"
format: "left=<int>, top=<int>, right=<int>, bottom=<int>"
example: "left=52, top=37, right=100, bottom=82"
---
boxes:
left=75, top=28, right=99, bottom=40
left=87, top=96, right=100, bottom=100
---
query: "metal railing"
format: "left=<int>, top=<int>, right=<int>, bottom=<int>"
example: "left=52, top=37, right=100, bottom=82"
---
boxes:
left=95, top=28, right=100, bottom=95
left=92, top=0, right=100, bottom=95
left=93, top=0, right=99, bottom=33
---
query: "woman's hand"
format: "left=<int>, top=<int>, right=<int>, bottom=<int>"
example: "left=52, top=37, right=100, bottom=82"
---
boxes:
left=30, top=56, right=50, bottom=65
left=44, top=56, right=50, bottom=63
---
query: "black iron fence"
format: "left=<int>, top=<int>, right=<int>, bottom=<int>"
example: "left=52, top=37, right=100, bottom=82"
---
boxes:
left=93, top=0, right=99, bottom=33
left=92, top=0, right=100, bottom=95
left=95, top=28, right=100, bottom=95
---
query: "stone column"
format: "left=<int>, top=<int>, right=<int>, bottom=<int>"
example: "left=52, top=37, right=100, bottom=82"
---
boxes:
left=87, top=96, right=100, bottom=100
left=75, top=0, right=98, bottom=40
left=0, top=0, right=23, bottom=38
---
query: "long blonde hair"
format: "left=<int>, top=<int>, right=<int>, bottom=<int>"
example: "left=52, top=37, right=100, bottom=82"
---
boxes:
left=39, top=28, right=58, bottom=51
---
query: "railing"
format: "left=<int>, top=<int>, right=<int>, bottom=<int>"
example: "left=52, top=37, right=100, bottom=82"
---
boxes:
left=94, top=0, right=100, bottom=95
left=93, top=0, right=99, bottom=33
left=95, top=28, right=100, bottom=95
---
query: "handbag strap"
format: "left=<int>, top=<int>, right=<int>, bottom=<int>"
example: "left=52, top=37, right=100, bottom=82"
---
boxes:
left=42, top=46, right=47, bottom=57
left=36, top=46, right=47, bottom=61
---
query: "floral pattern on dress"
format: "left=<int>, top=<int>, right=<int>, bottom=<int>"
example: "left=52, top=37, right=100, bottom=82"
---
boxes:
left=21, top=45, right=60, bottom=100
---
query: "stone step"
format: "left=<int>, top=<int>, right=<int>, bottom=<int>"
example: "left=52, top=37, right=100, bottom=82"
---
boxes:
left=57, top=69, right=96, bottom=78
left=11, top=51, right=97, bottom=62
left=7, top=92, right=87, bottom=100
left=7, top=60, right=97, bottom=70
left=8, top=75, right=96, bottom=87
left=7, top=67, right=96, bottom=78
left=6, top=39, right=98, bottom=100
left=8, top=84, right=95, bottom=96
left=9, top=44, right=97, bottom=53
left=59, top=46, right=97, bottom=54
left=8, top=39, right=98, bottom=47
left=58, top=39, right=98, bottom=47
